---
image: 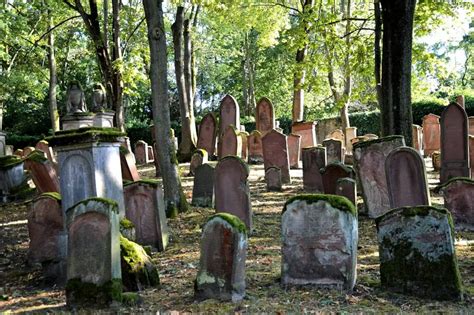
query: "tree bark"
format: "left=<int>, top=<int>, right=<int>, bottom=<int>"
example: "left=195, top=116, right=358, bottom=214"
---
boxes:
left=48, top=8, right=60, bottom=133
left=340, top=0, right=352, bottom=130
left=112, top=0, right=124, bottom=131
left=380, top=0, right=416, bottom=146
left=374, top=0, right=383, bottom=108
left=143, top=0, right=188, bottom=217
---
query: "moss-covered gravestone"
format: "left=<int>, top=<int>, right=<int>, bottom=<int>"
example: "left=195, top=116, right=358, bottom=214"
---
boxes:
left=192, top=163, right=215, bottom=208
left=437, top=177, right=474, bottom=231
left=281, top=194, right=358, bottom=291
left=0, top=155, right=26, bottom=202
left=376, top=206, right=463, bottom=300
left=123, top=180, right=169, bottom=251
left=195, top=213, right=247, bottom=302
left=66, top=198, right=122, bottom=306
left=302, top=146, right=326, bottom=193
left=24, top=151, right=60, bottom=194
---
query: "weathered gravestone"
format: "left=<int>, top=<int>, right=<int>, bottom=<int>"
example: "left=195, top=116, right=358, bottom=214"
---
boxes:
left=262, top=129, right=291, bottom=184
left=197, top=113, right=217, bottom=158
left=412, top=124, right=424, bottom=156
left=134, top=140, right=149, bottom=165
left=240, top=131, right=249, bottom=160
left=345, top=127, right=357, bottom=154
left=385, top=147, right=430, bottom=209
left=66, top=198, right=122, bottom=306
left=353, top=136, right=405, bottom=218
left=35, top=140, right=56, bottom=164
left=24, top=151, right=60, bottom=193
left=219, top=94, right=240, bottom=138
left=120, top=147, right=140, bottom=181
left=189, top=149, right=208, bottom=176
left=321, top=162, right=355, bottom=195
left=265, top=167, right=282, bottom=192
left=469, top=117, right=474, bottom=136
left=27, top=192, right=66, bottom=283
left=281, top=195, right=358, bottom=291
left=440, top=102, right=470, bottom=183
left=291, top=121, right=317, bottom=152
left=147, top=146, right=155, bottom=162
left=256, top=97, right=275, bottom=136
left=432, top=151, right=441, bottom=171
left=302, top=146, right=326, bottom=193
left=124, top=180, right=169, bottom=251
left=323, top=138, right=344, bottom=164
left=48, top=128, right=126, bottom=217
left=327, top=129, right=345, bottom=144
left=23, top=146, right=35, bottom=157
left=437, top=178, right=474, bottom=231
left=456, top=95, right=465, bottom=108
left=214, top=156, right=252, bottom=230
left=247, top=130, right=264, bottom=164
left=13, top=149, right=23, bottom=157
left=422, top=113, right=441, bottom=156
left=287, top=133, right=301, bottom=169
left=195, top=213, right=247, bottom=302
left=470, top=135, right=474, bottom=178
left=192, top=163, right=215, bottom=208
left=0, top=155, right=26, bottom=202
left=218, top=125, right=241, bottom=159
left=376, top=206, right=463, bottom=300
left=5, top=145, right=13, bottom=156
left=336, top=178, right=357, bottom=205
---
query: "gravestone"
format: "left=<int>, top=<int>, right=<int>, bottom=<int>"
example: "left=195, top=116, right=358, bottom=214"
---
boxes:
left=197, top=113, right=217, bottom=158
left=27, top=192, right=66, bottom=283
left=440, top=102, right=470, bottom=183
left=345, top=127, right=357, bottom=154
left=327, top=129, right=345, bottom=144
left=470, top=136, right=474, bottom=178
left=0, top=155, right=26, bottom=201
left=291, top=121, right=317, bottom=152
left=66, top=198, right=121, bottom=306
left=24, top=151, right=60, bottom=193
left=412, top=124, right=424, bottom=156
left=287, top=133, right=301, bottom=169
left=422, top=114, right=441, bottom=156
left=189, top=149, right=208, bottom=176
left=195, top=213, right=247, bottom=302
left=456, top=95, right=465, bottom=108
left=135, top=140, right=149, bottom=165
left=262, top=129, right=291, bottom=184
left=192, top=164, right=215, bottom=208
left=0, top=132, right=5, bottom=156
left=214, top=156, right=252, bottom=230
left=247, top=130, right=264, bottom=164
left=265, top=167, right=282, bottom=192
left=385, top=147, right=430, bottom=208
left=432, top=151, right=441, bottom=171
left=124, top=180, right=169, bottom=251
left=281, top=195, right=357, bottom=291
left=120, top=147, right=140, bottom=181
left=48, top=128, right=126, bottom=217
left=219, top=94, right=240, bottom=138
left=5, top=145, right=13, bottom=156
left=321, top=162, right=355, bottom=195
left=353, top=136, right=405, bottom=218
left=13, top=149, right=23, bottom=157
left=469, top=117, right=474, bottom=135
left=323, top=138, right=344, bottom=164
left=36, top=140, right=56, bottom=164
left=302, top=146, right=326, bottom=193
left=240, top=131, right=249, bottom=161
left=256, top=97, right=275, bottom=135
left=336, top=178, right=357, bottom=205
left=376, top=206, right=463, bottom=300
left=23, top=146, right=35, bottom=157
left=218, top=125, right=241, bottom=159
left=437, top=178, right=474, bottom=231
left=147, top=146, right=155, bottom=162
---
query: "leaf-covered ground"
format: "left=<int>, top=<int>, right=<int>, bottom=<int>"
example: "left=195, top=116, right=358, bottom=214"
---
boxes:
left=0, top=160, right=473, bottom=313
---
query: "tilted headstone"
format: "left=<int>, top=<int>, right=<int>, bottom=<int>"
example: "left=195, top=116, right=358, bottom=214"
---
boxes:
left=189, top=149, right=208, bottom=176
left=262, top=129, right=291, bottom=184
left=323, top=138, right=344, bottom=164
left=247, top=130, right=264, bottom=164
left=287, top=133, right=301, bottom=169
left=218, top=125, right=241, bottom=159
left=124, top=180, right=169, bottom=251
left=336, top=177, right=357, bottom=205
left=240, top=131, right=249, bottom=160
left=422, top=113, right=441, bottom=156
left=437, top=178, right=474, bottom=231
left=385, top=147, right=430, bottom=208
left=134, top=140, right=149, bottom=165
left=214, top=156, right=252, bottom=230
left=192, top=163, right=215, bottom=208
left=302, top=146, right=326, bottom=193
left=66, top=198, right=122, bottom=306
left=219, top=94, right=240, bottom=138
left=120, top=147, right=140, bottom=181
left=440, top=102, right=470, bottom=183
left=27, top=192, right=66, bottom=283
left=376, top=206, right=463, bottom=300
left=48, top=128, right=126, bottom=217
left=256, top=97, right=275, bottom=136
left=197, top=113, right=217, bottom=158
left=281, top=195, right=357, bottom=291
left=353, top=136, right=405, bottom=218
left=265, top=167, right=282, bottom=192
left=36, top=140, right=56, bottom=164
left=291, top=121, right=317, bottom=152
left=24, top=151, right=60, bottom=193
left=412, top=124, right=424, bottom=156
left=195, top=213, right=247, bottom=302
left=321, top=162, right=355, bottom=195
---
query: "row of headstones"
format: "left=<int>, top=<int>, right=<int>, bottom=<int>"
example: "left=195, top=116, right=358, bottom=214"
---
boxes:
left=194, top=197, right=463, bottom=302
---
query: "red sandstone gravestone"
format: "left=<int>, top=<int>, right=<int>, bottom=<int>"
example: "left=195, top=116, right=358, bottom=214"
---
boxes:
left=147, top=146, right=154, bottom=162
left=135, top=140, right=149, bottom=165
left=120, top=148, right=140, bottom=181
left=336, top=178, right=357, bottom=205
left=422, top=114, right=441, bottom=156
left=438, top=178, right=474, bottom=231
left=24, top=151, right=60, bottom=193
left=321, top=162, right=354, bottom=195
left=302, top=146, right=326, bottom=193
left=197, top=113, right=217, bottom=158
left=189, top=149, right=208, bottom=176
left=265, top=167, right=282, bottom=192
left=219, top=94, right=240, bottom=138
left=218, top=125, right=241, bottom=159
left=35, top=140, right=56, bottom=164
left=456, top=95, right=465, bottom=108
left=287, top=133, right=301, bottom=169
left=291, top=121, right=317, bottom=152
left=469, top=117, right=474, bottom=136
left=470, top=136, right=474, bottom=178
left=247, top=130, right=264, bottom=164
left=412, top=124, right=423, bottom=156
left=240, top=131, right=249, bottom=160
left=262, top=129, right=291, bottom=184
left=256, top=97, right=275, bottom=136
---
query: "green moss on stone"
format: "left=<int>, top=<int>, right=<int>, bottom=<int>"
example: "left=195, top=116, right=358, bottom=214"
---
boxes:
left=25, top=150, right=47, bottom=163
left=121, top=292, right=140, bottom=306
left=120, top=218, right=135, bottom=230
left=353, top=135, right=404, bottom=150
left=68, top=197, right=119, bottom=214
left=119, top=146, right=130, bottom=154
left=434, top=176, right=474, bottom=193
left=124, top=179, right=160, bottom=188
left=66, top=278, right=123, bottom=306
left=283, top=194, right=357, bottom=216
left=47, top=127, right=126, bottom=147
left=0, top=155, right=23, bottom=169
left=39, top=192, right=62, bottom=201
left=208, top=213, right=247, bottom=234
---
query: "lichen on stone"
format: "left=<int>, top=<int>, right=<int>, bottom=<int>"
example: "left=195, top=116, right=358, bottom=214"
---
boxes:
left=120, top=218, right=135, bottom=230
left=123, top=179, right=160, bottom=188
left=207, top=213, right=247, bottom=234
left=283, top=194, right=357, bottom=216
left=0, top=155, right=23, bottom=169
left=38, top=192, right=62, bottom=201
left=47, top=127, right=126, bottom=147
left=25, top=150, right=48, bottom=163
left=68, top=197, right=119, bottom=214
left=66, top=278, right=123, bottom=306
left=353, top=135, right=404, bottom=150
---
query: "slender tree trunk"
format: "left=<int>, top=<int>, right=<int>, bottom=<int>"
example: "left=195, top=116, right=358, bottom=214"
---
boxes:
left=112, top=0, right=124, bottom=131
left=191, top=5, right=200, bottom=99
left=48, top=9, right=60, bottom=133
left=143, top=0, right=188, bottom=217
left=374, top=0, right=383, bottom=108
left=380, top=0, right=416, bottom=146
left=103, top=0, right=108, bottom=54
left=340, top=0, right=352, bottom=130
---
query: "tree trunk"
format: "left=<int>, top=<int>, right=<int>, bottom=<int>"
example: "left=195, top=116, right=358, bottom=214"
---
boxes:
left=380, top=0, right=416, bottom=146
left=374, top=0, right=383, bottom=108
left=112, top=0, right=124, bottom=131
left=340, top=0, right=352, bottom=130
left=48, top=9, right=60, bottom=133
left=143, top=0, right=188, bottom=217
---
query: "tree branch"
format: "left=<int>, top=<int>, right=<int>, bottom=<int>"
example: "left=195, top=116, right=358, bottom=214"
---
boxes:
left=122, top=16, right=146, bottom=56
left=62, top=0, right=78, bottom=11
left=33, top=15, right=81, bottom=47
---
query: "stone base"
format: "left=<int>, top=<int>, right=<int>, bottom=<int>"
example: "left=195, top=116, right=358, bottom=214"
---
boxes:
left=62, top=114, right=94, bottom=130
left=93, top=112, right=115, bottom=128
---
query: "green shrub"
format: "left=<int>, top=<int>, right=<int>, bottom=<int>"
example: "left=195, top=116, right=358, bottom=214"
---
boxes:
left=412, top=98, right=447, bottom=125
left=349, top=111, right=381, bottom=135
left=7, top=133, right=42, bottom=149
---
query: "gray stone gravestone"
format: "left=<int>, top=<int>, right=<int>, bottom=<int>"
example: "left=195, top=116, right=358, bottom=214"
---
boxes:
left=323, top=138, right=344, bottom=164
left=302, top=146, right=326, bottom=193
left=265, top=166, right=282, bottom=192
left=192, top=163, right=215, bottom=208
left=336, top=177, right=357, bottom=206
left=0, top=155, right=26, bottom=202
